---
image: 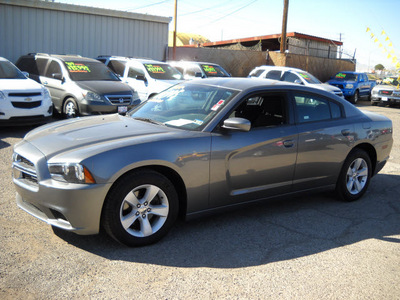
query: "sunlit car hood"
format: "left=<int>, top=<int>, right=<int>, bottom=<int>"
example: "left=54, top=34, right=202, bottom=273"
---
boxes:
left=373, top=84, right=398, bottom=90
left=23, top=114, right=176, bottom=158
left=312, top=83, right=342, bottom=93
left=75, top=80, right=133, bottom=94
left=152, top=79, right=183, bottom=93
left=0, top=77, right=43, bottom=91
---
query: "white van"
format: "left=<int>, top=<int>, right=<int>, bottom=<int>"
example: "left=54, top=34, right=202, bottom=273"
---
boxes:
left=0, top=57, right=52, bottom=125
left=97, top=56, right=184, bottom=102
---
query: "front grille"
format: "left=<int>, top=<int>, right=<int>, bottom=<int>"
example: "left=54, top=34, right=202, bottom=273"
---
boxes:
left=333, top=84, right=344, bottom=89
left=12, top=154, right=38, bottom=186
left=8, top=92, right=42, bottom=97
left=104, top=95, right=132, bottom=105
left=12, top=101, right=42, bottom=109
left=379, top=90, right=393, bottom=96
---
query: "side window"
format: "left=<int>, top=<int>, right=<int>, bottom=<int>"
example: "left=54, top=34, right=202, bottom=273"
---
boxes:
left=282, top=72, right=302, bottom=84
left=107, top=60, right=126, bottom=76
left=45, top=60, right=61, bottom=78
left=16, top=57, right=37, bottom=74
left=36, top=58, right=48, bottom=76
left=128, top=66, right=145, bottom=78
left=185, top=65, right=201, bottom=77
left=265, top=70, right=282, bottom=80
left=294, top=93, right=341, bottom=123
left=232, top=93, right=286, bottom=128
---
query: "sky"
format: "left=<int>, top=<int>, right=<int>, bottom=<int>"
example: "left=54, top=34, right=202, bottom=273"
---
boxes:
left=56, top=0, right=400, bottom=72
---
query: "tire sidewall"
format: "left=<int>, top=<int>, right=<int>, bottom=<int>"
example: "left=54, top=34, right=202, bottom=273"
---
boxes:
left=336, top=149, right=372, bottom=202
left=102, top=170, right=179, bottom=246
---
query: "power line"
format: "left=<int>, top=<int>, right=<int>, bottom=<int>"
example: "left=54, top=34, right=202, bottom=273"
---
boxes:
left=125, top=0, right=171, bottom=12
left=208, top=0, right=259, bottom=24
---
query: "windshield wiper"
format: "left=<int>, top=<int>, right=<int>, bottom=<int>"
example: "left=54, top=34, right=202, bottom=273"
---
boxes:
left=133, top=117, right=165, bottom=126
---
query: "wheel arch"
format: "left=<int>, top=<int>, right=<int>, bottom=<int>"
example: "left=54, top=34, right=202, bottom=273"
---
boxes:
left=102, top=165, right=188, bottom=220
left=352, top=142, right=377, bottom=176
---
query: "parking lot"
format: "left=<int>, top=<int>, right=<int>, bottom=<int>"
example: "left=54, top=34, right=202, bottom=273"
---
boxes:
left=0, top=102, right=399, bottom=299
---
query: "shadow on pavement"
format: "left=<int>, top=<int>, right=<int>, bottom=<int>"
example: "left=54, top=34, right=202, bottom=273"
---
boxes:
left=53, top=172, right=400, bottom=268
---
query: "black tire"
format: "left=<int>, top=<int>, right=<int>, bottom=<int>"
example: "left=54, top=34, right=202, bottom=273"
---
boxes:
left=336, top=149, right=372, bottom=202
left=350, top=90, right=359, bottom=104
left=371, top=101, right=378, bottom=106
left=63, top=98, right=79, bottom=118
left=102, top=169, right=179, bottom=246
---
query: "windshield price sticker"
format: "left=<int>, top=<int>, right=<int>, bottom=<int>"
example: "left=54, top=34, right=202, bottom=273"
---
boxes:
left=145, top=64, right=166, bottom=74
left=211, top=99, right=225, bottom=111
left=336, top=73, right=347, bottom=79
left=202, top=65, right=217, bottom=74
left=66, top=62, right=91, bottom=73
left=299, top=73, right=310, bottom=79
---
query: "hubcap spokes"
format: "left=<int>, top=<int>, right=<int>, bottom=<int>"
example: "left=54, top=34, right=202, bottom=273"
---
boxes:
left=120, top=184, right=169, bottom=237
left=346, top=158, right=368, bottom=195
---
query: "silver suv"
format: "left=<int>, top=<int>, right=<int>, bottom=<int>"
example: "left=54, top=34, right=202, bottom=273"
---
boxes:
left=97, top=56, right=184, bottom=102
left=249, top=66, right=343, bottom=97
left=16, top=54, right=139, bottom=118
left=168, top=61, right=231, bottom=80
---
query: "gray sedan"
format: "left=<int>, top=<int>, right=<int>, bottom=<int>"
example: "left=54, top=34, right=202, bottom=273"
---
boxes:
left=12, top=78, right=393, bottom=246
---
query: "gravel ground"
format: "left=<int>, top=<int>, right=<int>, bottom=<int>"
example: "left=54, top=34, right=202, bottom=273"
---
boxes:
left=0, top=102, right=399, bottom=299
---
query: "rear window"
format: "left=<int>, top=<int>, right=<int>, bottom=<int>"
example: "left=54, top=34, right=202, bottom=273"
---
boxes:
left=64, top=61, right=120, bottom=81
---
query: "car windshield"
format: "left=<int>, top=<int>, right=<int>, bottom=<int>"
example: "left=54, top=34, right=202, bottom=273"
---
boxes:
left=296, top=71, right=321, bottom=84
left=64, top=61, right=120, bottom=81
left=334, top=72, right=358, bottom=81
left=128, top=82, right=238, bottom=131
left=144, top=63, right=183, bottom=80
left=382, top=77, right=399, bottom=86
left=0, top=60, right=26, bottom=79
left=200, top=64, right=230, bottom=77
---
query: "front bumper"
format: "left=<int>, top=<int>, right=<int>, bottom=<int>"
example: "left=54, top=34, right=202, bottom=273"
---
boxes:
left=371, top=96, right=400, bottom=105
left=12, top=143, right=112, bottom=235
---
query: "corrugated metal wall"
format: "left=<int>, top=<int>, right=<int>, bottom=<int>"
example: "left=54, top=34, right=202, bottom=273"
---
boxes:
left=288, top=37, right=338, bottom=59
left=0, top=0, right=171, bottom=63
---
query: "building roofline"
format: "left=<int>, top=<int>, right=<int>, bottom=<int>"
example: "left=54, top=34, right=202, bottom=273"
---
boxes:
left=202, top=32, right=343, bottom=47
left=0, top=0, right=172, bottom=24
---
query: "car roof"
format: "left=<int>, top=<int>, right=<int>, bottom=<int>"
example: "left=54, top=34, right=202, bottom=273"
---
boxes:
left=170, top=61, right=222, bottom=66
left=99, top=56, right=166, bottom=64
left=0, top=57, right=9, bottom=62
left=253, top=65, right=305, bottom=73
left=21, top=53, right=99, bottom=63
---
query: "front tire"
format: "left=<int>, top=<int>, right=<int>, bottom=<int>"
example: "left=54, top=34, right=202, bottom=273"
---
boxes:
left=336, top=149, right=372, bottom=202
left=102, top=169, right=179, bottom=246
left=63, top=98, right=79, bottom=118
left=350, top=90, right=359, bottom=104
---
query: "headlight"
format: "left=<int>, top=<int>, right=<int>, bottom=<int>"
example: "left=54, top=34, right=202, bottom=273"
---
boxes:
left=42, top=87, right=51, bottom=100
left=48, top=163, right=96, bottom=184
left=84, top=91, right=105, bottom=102
left=372, top=89, right=378, bottom=95
left=345, top=84, right=354, bottom=89
left=0, top=91, right=5, bottom=100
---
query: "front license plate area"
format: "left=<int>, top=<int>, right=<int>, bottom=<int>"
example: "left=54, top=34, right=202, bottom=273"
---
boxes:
left=118, top=106, right=128, bottom=114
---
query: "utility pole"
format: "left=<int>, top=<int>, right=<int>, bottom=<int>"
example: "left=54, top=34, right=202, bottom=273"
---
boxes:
left=280, top=0, right=289, bottom=53
left=173, top=0, right=178, bottom=60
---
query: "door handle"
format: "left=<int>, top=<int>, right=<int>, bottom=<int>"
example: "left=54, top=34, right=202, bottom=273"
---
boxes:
left=341, top=129, right=350, bottom=136
left=283, top=140, right=294, bottom=148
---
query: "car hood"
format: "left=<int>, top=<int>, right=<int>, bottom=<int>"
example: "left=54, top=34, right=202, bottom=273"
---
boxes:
left=151, top=79, right=183, bottom=93
left=23, top=114, right=177, bottom=158
left=373, top=84, right=398, bottom=91
left=75, top=80, right=133, bottom=94
left=0, top=78, right=42, bottom=91
left=311, top=83, right=342, bottom=93
left=328, top=79, right=356, bottom=85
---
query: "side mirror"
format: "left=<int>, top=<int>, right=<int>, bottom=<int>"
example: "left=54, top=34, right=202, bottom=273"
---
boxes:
left=136, top=75, right=147, bottom=82
left=194, top=72, right=203, bottom=78
left=222, top=117, right=251, bottom=132
left=52, top=73, right=64, bottom=81
left=22, top=71, right=29, bottom=78
left=294, top=79, right=303, bottom=85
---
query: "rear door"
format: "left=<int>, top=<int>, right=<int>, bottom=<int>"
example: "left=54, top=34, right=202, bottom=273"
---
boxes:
left=291, top=91, right=355, bottom=191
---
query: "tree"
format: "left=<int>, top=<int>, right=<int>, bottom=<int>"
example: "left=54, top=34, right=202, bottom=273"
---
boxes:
left=375, top=64, right=385, bottom=71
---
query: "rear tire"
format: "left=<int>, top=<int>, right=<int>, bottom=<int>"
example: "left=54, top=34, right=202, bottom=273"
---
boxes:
left=102, top=169, right=179, bottom=246
left=336, top=149, right=372, bottom=202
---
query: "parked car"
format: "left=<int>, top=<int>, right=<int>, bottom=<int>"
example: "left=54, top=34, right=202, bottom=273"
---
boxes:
left=97, top=56, right=184, bottom=102
left=12, top=78, right=393, bottom=246
left=168, top=61, right=231, bottom=80
left=327, top=71, right=376, bottom=104
left=16, top=54, right=139, bottom=118
left=0, top=57, right=52, bottom=125
left=370, top=76, right=400, bottom=107
left=249, top=66, right=343, bottom=98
